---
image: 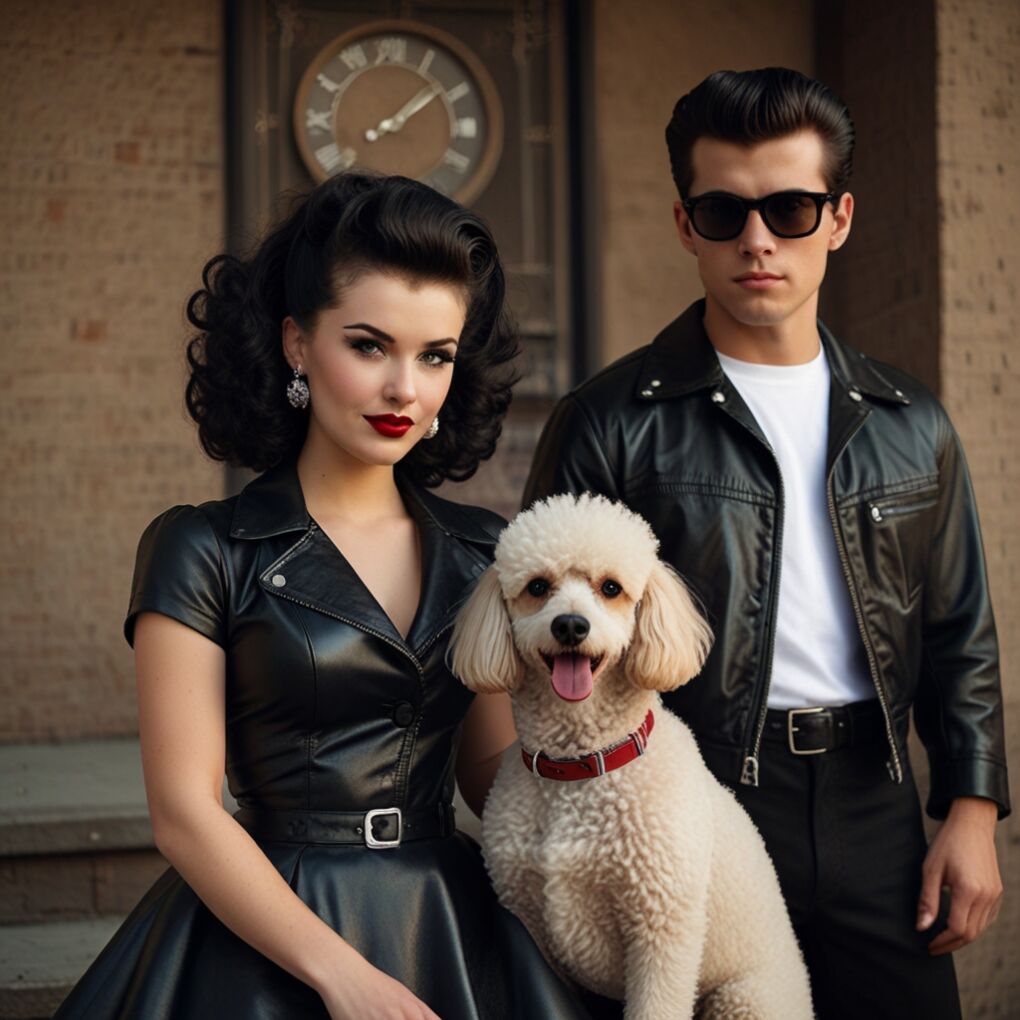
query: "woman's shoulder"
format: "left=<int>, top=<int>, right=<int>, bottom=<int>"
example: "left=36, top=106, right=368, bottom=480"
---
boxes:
left=126, top=497, right=241, bottom=648
left=137, top=497, right=238, bottom=561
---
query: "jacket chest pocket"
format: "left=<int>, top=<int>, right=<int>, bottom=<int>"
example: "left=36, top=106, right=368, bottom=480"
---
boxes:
left=859, top=483, right=939, bottom=607
left=867, top=489, right=938, bottom=524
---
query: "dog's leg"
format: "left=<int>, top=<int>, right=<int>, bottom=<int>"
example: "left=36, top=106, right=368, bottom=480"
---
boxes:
left=621, top=903, right=708, bottom=1020
left=694, top=971, right=814, bottom=1020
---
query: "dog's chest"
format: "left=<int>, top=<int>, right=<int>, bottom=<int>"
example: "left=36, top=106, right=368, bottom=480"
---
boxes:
left=509, top=757, right=659, bottom=875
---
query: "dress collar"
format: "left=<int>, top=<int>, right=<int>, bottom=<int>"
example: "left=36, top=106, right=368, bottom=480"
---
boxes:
left=227, top=462, right=498, bottom=654
left=229, top=462, right=500, bottom=546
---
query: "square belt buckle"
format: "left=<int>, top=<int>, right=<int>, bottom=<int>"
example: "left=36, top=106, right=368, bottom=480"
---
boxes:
left=788, top=707, right=827, bottom=755
left=364, top=807, right=402, bottom=849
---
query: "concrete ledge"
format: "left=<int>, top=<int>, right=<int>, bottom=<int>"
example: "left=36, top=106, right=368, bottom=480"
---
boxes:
left=0, top=741, right=152, bottom=857
left=0, top=918, right=122, bottom=1019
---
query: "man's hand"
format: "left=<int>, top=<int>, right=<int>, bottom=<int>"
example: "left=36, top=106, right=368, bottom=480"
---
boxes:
left=917, top=796, right=1002, bottom=955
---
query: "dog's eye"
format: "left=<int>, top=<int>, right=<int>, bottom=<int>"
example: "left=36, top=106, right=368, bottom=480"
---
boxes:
left=526, top=578, right=550, bottom=597
left=601, top=579, right=622, bottom=598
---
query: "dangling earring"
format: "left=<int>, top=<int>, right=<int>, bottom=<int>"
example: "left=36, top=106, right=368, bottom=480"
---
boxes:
left=424, top=416, right=439, bottom=440
left=287, top=366, right=310, bottom=409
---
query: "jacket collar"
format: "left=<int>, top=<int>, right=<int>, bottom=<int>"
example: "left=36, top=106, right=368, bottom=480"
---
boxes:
left=635, top=299, right=910, bottom=407
left=229, top=462, right=499, bottom=546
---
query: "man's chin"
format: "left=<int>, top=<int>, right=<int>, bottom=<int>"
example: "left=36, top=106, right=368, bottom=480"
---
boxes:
left=711, top=295, right=794, bottom=329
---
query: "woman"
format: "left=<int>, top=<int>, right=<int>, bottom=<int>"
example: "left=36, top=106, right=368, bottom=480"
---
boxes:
left=54, top=172, right=597, bottom=1020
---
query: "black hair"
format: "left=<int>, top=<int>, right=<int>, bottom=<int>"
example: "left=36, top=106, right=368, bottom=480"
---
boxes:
left=185, top=172, right=519, bottom=486
left=665, top=68, right=855, bottom=199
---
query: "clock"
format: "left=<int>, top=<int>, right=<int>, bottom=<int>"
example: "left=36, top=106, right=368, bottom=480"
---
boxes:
left=292, top=19, right=504, bottom=205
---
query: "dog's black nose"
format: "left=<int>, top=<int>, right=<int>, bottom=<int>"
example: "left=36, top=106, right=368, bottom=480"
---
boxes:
left=551, top=614, right=590, bottom=647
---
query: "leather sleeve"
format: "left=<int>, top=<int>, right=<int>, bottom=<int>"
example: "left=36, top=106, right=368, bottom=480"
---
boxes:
left=124, top=505, right=228, bottom=649
left=521, top=394, right=622, bottom=508
left=914, top=415, right=1010, bottom=819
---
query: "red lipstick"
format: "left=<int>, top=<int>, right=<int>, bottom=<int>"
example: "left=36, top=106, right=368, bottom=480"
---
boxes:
left=363, top=413, right=414, bottom=438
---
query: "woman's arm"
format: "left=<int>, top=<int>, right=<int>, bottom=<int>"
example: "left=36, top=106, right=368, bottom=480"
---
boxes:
left=455, top=692, right=518, bottom=817
left=135, top=612, right=440, bottom=1020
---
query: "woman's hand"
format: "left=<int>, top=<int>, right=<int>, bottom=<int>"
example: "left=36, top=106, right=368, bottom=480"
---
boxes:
left=318, top=949, right=443, bottom=1020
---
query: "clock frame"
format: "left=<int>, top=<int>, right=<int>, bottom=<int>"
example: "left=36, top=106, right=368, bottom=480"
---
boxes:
left=292, top=19, right=504, bottom=206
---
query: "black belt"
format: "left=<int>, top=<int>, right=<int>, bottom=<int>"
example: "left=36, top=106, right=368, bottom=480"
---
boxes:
left=234, top=803, right=456, bottom=849
left=763, top=700, right=886, bottom=755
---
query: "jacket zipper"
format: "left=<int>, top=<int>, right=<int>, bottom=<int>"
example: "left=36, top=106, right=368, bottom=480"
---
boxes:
left=827, top=433, right=904, bottom=783
left=739, top=458, right=783, bottom=787
left=712, top=407, right=785, bottom=788
left=868, top=493, right=937, bottom=524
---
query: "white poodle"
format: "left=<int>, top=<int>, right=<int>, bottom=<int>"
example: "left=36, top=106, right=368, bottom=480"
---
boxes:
left=450, top=494, right=813, bottom=1020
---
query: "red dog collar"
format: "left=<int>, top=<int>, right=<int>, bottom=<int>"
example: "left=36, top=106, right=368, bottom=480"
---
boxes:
left=521, top=710, right=655, bottom=781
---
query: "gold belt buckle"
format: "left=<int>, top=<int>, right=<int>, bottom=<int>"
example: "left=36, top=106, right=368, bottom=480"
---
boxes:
left=788, top=707, right=827, bottom=755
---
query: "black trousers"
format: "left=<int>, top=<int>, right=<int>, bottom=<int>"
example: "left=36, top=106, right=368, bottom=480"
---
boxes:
left=713, top=711, right=961, bottom=1020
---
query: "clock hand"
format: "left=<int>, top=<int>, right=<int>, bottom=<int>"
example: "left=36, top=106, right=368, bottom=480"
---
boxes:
left=365, top=82, right=444, bottom=142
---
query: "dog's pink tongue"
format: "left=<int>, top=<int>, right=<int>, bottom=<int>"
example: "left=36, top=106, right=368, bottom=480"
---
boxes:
left=550, top=653, right=594, bottom=701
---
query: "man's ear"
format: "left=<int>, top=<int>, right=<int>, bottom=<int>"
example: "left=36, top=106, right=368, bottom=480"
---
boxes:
left=674, top=200, right=698, bottom=255
left=828, top=191, right=854, bottom=251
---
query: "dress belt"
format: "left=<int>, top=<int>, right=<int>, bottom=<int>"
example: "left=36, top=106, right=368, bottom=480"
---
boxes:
left=763, top=699, right=886, bottom=755
left=234, top=803, right=456, bottom=847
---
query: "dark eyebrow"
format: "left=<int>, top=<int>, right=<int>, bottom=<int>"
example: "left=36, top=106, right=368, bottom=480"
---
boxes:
left=343, top=322, right=458, bottom=347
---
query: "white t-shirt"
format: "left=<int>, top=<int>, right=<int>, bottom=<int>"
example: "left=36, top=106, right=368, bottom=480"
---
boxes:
left=715, top=346, right=873, bottom=708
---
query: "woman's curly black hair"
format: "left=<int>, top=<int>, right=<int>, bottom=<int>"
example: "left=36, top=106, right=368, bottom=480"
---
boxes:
left=185, top=172, right=519, bottom=487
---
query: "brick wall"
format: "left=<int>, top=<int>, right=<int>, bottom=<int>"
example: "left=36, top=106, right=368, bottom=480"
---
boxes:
left=0, top=0, right=226, bottom=740
left=936, top=0, right=1019, bottom=1012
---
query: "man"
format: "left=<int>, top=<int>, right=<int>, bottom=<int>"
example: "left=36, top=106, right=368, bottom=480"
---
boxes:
left=523, top=68, right=1008, bottom=1019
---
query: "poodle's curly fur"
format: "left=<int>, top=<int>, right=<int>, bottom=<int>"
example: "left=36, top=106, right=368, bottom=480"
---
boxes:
left=450, top=494, right=813, bottom=1020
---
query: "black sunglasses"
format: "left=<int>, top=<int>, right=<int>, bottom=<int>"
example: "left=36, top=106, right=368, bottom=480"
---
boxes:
left=682, top=190, right=837, bottom=241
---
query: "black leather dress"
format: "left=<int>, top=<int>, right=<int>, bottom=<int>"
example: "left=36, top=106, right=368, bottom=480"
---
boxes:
left=53, top=464, right=598, bottom=1020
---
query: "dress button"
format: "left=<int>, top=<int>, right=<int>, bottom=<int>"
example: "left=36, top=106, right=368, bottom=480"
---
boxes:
left=393, top=702, right=416, bottom=727
left=271, top=574, right=286, bottom=587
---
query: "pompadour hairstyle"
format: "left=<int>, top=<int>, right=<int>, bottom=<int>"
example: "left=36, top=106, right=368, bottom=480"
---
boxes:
left=665, top=67, right=855, bottom=199
left=184, top=172, right=519, bottom=486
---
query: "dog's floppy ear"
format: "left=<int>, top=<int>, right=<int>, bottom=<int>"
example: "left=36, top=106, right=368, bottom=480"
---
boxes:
left=625, top=561, right=712, bottom=692
left=449, top=566, right=522, bottom=693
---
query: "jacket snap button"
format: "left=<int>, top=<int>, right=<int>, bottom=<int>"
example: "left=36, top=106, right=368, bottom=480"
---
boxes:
left=271, top=574, right=286, bottom=587
left=393, top=702, right=415, bottom=727
left=650, top=379, right=661, bottom=388
left=710, top=390, right=726, bottom=404
left=849, top=389, right=863, bottom=402
left=640, top=388, right=653, bottom=397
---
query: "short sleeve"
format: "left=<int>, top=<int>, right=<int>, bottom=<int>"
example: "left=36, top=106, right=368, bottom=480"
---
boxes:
left=124, top=505, right=228, bottom=648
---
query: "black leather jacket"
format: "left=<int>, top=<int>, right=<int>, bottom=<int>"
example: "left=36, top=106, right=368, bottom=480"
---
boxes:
left=524, top=300, right=1009, bottom=819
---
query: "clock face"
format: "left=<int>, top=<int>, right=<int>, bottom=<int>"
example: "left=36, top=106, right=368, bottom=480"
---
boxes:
left=293, top=20, right=504, bottom=205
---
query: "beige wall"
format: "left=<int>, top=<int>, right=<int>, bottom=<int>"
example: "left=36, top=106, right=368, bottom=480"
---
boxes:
left=0, top=1, right=225, bottom=740
left=937, top=0, right=1019, bottom=1012
left=592, top=0, right=815, bottom=365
